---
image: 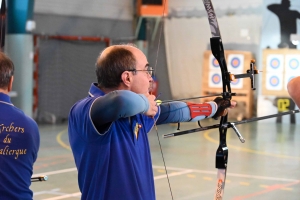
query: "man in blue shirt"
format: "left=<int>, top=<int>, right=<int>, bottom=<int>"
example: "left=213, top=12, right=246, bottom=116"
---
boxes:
left=0, top=52, right=40, bottom=199
left=68, top=44, right=235, bottom=199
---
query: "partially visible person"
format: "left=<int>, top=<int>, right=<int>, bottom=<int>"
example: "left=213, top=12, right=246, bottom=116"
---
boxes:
left=267, top=0, right=300, bottom=49
left=0, top=52, right=40, bottom=199
left=68, top=44, right=236, bottom=200
left=287, top=76, right=300, bottom=107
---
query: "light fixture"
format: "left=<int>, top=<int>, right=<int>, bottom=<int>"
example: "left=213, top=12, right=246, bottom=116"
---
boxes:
left=290, top=34, right=300, bottom=45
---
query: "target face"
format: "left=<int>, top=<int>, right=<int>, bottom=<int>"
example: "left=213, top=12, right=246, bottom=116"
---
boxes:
left=270, top=58, right=280, bottom=69
left=285, top=55, right=300, bottom=74
left=212, top=58, right=219, bottom=68
left=266, top=73, right=282, bottom=90
left=209, top=71, right=222, bottom=88
left=289, top=59, right=299, bottom=70
left=212, top=73, right=221, bottom=84
left=209, top=54, right=220, bottom=70
left=228, top=54, right=244, bottom=72
left=266, top=54, right=284, bottom=72
left=231, top=79, right=240, bottom=85
left=269, top=76, right=279, bottom=87
left=230, top=78, right=243, bottom=88
left=230, top=58, right=240, bottom=69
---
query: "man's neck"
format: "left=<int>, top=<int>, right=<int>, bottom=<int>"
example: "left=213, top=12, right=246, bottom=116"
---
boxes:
left=0, top=88, right=8, bottom=94
left=99, top=84, right=128, bottom=94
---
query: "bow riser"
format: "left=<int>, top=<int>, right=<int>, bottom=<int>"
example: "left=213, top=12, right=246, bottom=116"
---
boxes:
left=210, top=37, right=231, bottom=99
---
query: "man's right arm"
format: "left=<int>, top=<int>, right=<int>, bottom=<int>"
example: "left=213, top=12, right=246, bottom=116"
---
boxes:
left=90, top=90, right=156, bottom=128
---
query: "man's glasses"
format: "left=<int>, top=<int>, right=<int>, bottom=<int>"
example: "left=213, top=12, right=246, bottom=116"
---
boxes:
left=128, top=66, right=154, bottom=76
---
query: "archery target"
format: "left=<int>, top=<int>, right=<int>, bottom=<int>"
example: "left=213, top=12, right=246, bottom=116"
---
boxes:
left=228, top=54, right=244, bottom=72
left=285, top=55, right=300, bottom=74
left=209, top=71, right=222, bottom=88
left=209, top=54, right=220, bottom=70
left=266, top=73, right=283, bottom=90
left=266, top=54, right=284, bottom=72
left=230, top=77, right=243, bottom=89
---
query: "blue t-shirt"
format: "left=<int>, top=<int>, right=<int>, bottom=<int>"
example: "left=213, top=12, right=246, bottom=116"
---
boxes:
left=0, top=92, right=40, bottom=200
left=68, top=84, right=160, bottom=200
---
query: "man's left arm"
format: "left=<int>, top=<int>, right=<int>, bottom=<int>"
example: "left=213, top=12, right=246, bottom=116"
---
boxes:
left=157, top=98, right=236, bottom=125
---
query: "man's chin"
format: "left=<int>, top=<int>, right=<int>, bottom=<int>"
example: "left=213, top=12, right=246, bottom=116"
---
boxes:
left=148, top=87, right=153, bottom=93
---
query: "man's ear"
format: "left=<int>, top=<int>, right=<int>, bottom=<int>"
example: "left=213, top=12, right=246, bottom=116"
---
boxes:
left=120, top=71, right=131, bottom=87
left=7, top=76, right=13, bottom=92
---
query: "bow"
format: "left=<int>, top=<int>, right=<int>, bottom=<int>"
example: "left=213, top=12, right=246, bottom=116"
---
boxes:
left=202, top=1, right=235, bottom=198
left=160, top=0, right=262, bottom=199
left=153, top=0, right=252, bottom=199
left=161, top=1, right=300, bottom=199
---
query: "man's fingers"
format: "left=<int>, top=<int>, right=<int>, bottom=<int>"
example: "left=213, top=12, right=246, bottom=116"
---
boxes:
left=230, top=101, right=237, bottom=108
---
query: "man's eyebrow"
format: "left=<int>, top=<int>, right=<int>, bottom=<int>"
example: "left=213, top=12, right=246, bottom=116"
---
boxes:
left=144, top=63, right=149, bottom=69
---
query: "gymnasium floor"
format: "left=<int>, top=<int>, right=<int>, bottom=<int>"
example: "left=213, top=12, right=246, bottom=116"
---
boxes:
left=30, top=119, right=300, bottom=200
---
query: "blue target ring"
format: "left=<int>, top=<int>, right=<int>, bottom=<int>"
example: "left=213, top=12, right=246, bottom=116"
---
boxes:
left=270, top=58, right=280, bottom=69
left=231, top=79, right=240, bottom=85
left=289, top=59, right=299, bottom=70
left=269, top=76, right=280, bottom=87
left=212, top=74, right=221, bottom=84
left=212, top=58, right=219, bottom=68
left=230, top=57, right=241, bottom=69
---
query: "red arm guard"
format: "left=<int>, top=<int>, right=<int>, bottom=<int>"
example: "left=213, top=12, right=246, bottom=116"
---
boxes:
left=186, top=102, right=213, bottom=119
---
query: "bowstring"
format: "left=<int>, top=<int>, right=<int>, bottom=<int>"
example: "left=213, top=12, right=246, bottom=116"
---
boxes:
left=152, top=8, right=164, bottom=75
left=152, top=120, right=174, bottom=199
left=151, top=0, right=174, bottom=199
